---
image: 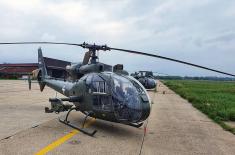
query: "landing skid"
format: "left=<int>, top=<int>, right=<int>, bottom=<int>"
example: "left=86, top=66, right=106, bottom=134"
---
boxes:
left=59, top=107, right=97, bottom=137
left=128, top=122, right=144, bottom=128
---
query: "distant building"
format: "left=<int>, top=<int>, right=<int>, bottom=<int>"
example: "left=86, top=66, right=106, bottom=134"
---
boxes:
left=0, top=63, right=38, bottom=79
left=0, top=57, right=71, bottom=79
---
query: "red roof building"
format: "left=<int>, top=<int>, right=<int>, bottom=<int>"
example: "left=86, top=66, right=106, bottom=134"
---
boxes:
left=0, top=57, right=71, bottom=79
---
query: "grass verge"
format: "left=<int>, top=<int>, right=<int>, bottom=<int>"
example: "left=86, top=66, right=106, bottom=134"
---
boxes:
left=163, top=80, right=235, bottom=134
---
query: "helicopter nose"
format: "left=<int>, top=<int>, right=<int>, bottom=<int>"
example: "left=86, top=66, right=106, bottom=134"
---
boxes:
left=146, top=78, right=156, bottom=89
left=139, top=94, right=151, bottom=121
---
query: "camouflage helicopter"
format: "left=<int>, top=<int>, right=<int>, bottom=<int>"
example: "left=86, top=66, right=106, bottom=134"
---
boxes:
left=1, top=41, right=235, bottom=136
left=131, top=71, right=156, bottom=89
left=130, top=71, right=172, bottom=89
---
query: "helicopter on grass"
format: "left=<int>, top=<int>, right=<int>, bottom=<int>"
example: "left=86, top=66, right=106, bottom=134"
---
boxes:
left=0, top=41, right=235, bottom=136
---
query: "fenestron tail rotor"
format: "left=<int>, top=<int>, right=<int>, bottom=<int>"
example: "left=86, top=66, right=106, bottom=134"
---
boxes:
left=0, top=42, right=234, bottom=77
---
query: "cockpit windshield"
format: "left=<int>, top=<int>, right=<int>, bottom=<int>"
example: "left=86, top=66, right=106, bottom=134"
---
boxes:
left=85, top=72, right=148, bottom=123
left=112, top=74, right=142, bottom=122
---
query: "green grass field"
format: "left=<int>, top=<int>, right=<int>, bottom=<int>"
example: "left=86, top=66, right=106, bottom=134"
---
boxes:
left=163, top=80, right=235, bottom=134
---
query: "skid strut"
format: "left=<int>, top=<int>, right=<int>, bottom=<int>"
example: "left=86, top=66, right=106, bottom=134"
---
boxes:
left=59, top=107, right=97, bottom=136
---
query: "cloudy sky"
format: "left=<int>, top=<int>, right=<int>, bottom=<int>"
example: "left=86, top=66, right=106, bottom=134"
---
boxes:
left=0, top=0, right=235, bottom=77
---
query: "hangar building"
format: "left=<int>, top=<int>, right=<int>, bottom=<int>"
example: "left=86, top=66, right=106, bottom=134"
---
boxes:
left=0, top=57, right=71, bottom=79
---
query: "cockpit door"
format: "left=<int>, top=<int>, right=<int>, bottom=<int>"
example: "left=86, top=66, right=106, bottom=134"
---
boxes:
left=87, top=74, right=112, bottom=112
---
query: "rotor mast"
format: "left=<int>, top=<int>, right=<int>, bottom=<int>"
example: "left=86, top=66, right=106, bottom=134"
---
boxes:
left=80, top=42, right=110, bottom=64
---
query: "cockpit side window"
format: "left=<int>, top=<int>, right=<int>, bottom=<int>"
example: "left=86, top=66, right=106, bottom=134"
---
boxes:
left=87, top=73, right=111, bottom=112
left=92, top=74, right=107, bottom=93
left=84, top=74, right=107, bottom=93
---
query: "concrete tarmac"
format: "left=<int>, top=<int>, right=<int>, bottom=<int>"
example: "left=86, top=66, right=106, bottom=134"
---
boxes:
left=0, top=80, right=64, bottom=140
left=0, top=80, right=235, bottom=155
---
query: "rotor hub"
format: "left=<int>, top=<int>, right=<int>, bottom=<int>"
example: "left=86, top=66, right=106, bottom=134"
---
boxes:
left=81, top=42, right=110, bottom=64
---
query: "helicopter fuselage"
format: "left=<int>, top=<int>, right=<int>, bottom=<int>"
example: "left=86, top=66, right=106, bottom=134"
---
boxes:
left=45, top=72, right=151, bottom=124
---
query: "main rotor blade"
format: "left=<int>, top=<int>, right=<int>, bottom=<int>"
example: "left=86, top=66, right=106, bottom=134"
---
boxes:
left=110, top=47, right=235, bottom=77
left=1, top=41, right=234, bottom=77
left=0, top=42, right=82, bottom=47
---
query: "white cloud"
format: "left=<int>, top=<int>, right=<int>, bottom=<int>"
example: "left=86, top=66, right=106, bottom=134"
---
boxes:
left=41, top=33, right=56, bottom=41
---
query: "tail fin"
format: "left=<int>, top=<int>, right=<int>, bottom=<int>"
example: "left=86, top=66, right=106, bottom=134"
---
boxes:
left=38, top=47, right=48, bottom=78
left=38, top=48, right=47, bottom=91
